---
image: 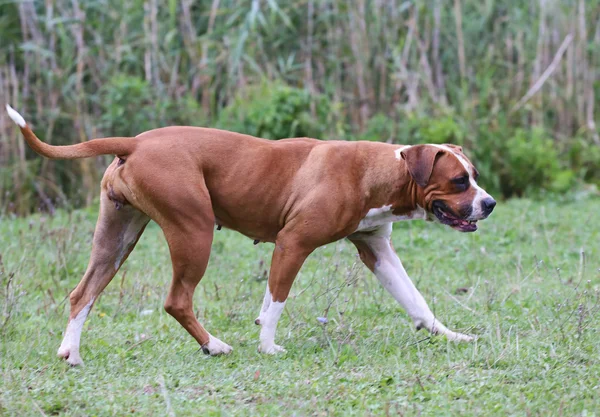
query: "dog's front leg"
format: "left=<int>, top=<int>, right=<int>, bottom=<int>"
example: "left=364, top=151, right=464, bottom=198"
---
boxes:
left=349, top=223, right=473, bottom=342
left=255, top=238, right=312, bottom=354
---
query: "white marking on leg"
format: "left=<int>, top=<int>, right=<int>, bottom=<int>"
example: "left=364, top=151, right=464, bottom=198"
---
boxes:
left=355, top=223, right=473, bottom=342
left=57, top=298, right=94, bottom=366
left=6, top=104, right=26, bottom=127
left=255, top=284, right=272, bottom=325
left=257, top=290, right=287, bottom=354
left=356, top=204, right=426, bottom=232
left=202, top=333, right=233, bottom=355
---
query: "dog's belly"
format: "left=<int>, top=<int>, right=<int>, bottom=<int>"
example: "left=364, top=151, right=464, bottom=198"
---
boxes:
left=212, top=205, right=280, bottom=243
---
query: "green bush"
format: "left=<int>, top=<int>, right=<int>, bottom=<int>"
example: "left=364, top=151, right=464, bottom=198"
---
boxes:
left=387, top=112, right=467, bottom=146
left=503, top=128, right=571, bottom=196
left=216, top=82, right=334, bottom=140
left=567, top=136, right=600, bottom=186
left=164, top=94, right=205, bottom=127
left=357, top=113, right=396, bottom=142
left=418, top=115, right=466, bottom=145
left=99, top=75, right=156, bottom=137
left=98, top=75, right=205, bottom=136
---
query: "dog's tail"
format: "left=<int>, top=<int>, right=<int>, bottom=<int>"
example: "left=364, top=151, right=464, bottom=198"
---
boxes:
left=5, top=104, right=136, bottom=159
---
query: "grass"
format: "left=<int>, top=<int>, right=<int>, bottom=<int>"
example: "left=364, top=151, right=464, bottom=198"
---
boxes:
left=1, top=196, right=599, bottom=416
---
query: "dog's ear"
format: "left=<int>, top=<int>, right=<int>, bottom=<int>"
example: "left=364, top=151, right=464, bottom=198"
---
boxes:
left=400, top=145, right=444, bottom=188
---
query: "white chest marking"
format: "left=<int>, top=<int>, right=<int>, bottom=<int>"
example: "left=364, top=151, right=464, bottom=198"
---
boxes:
left=356, top=204, right=426, bottom=232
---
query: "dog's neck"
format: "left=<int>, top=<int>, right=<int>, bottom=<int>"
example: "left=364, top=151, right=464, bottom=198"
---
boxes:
left=359, top=149, right=420, bottom=216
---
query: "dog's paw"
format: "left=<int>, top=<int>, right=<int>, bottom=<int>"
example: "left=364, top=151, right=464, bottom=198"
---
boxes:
left=57, top=346, right=84, bottom=366
left=444, top=331, right=475, bottom=343
left=201, top=335, right=233, bottom=356
left=432, top=324, right=475, bottom=342
left=258, top=343, right=286, bottom=355
left=415, top=319, right=475, bottom=343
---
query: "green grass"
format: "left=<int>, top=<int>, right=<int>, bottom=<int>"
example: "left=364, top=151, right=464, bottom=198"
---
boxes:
left=1, top=196, right=599, bottom=416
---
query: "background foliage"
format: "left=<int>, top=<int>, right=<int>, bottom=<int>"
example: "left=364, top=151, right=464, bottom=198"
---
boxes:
left=1, top=0, right=599, bottom=214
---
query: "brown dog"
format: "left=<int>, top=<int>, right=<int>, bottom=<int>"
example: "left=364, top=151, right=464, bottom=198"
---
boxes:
left=7, top=104, right=495, bottom=365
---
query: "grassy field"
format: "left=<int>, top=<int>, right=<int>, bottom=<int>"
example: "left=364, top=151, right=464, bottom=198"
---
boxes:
left=1, top=196, right=599, bottom=416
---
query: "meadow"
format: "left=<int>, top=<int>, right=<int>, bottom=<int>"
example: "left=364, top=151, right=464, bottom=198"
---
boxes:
left=1, top=194, right=599, bottom=416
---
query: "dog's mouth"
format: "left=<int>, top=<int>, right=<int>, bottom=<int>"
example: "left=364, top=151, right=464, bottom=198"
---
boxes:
left=432, top=200, right=477, bottom=232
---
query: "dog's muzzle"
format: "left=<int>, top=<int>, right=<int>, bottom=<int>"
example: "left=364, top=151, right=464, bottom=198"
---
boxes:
left=431, top=196, right=496, bottom=233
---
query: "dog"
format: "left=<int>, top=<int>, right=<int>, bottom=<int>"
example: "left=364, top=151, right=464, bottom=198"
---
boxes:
left=6, top=104, right=495, bottom=365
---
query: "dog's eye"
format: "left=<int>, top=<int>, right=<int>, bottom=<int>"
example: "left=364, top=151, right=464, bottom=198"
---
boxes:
left=451, top=176, right=469, bottom=189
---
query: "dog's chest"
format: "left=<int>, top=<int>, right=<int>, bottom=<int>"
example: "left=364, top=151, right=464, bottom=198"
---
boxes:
left=355, top=205, right=426, bottom=231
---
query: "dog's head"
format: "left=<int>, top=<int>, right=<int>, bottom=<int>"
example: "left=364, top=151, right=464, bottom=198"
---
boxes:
left=400, top=144, right=495, bottom=232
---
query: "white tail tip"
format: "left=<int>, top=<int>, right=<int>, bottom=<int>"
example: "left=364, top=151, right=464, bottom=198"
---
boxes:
left=6, top=104, right=26, bottom=128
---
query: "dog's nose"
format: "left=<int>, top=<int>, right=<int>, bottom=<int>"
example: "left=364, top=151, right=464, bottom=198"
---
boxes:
left=481, top=197, right=496, bottom=215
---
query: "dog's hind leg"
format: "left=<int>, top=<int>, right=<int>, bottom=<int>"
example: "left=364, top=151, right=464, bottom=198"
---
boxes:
left=159, top=190, right=232, bottom=356
left=57, top=193, right=149, bottom=366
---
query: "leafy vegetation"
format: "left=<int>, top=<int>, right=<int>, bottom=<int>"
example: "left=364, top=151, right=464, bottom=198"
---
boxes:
left=1, top=196, right=599, bottom=415
left=216, top=82, right=336, bottom=140
left=1, top=0, right=599, bottom=214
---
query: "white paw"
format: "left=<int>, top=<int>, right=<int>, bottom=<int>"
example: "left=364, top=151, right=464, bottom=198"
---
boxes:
left=445, top=331, right=475, bottom=342
left=66, top=352, right=84, bottom=366
left=57, top=346, right=84, bottom=366
left=57, top=345, right=69, bottom=358
left=416, top=319, right=475, bottom=343
left=258, top=343, right=286, bottom=355
left=201, top=335, right=233, bottom=356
